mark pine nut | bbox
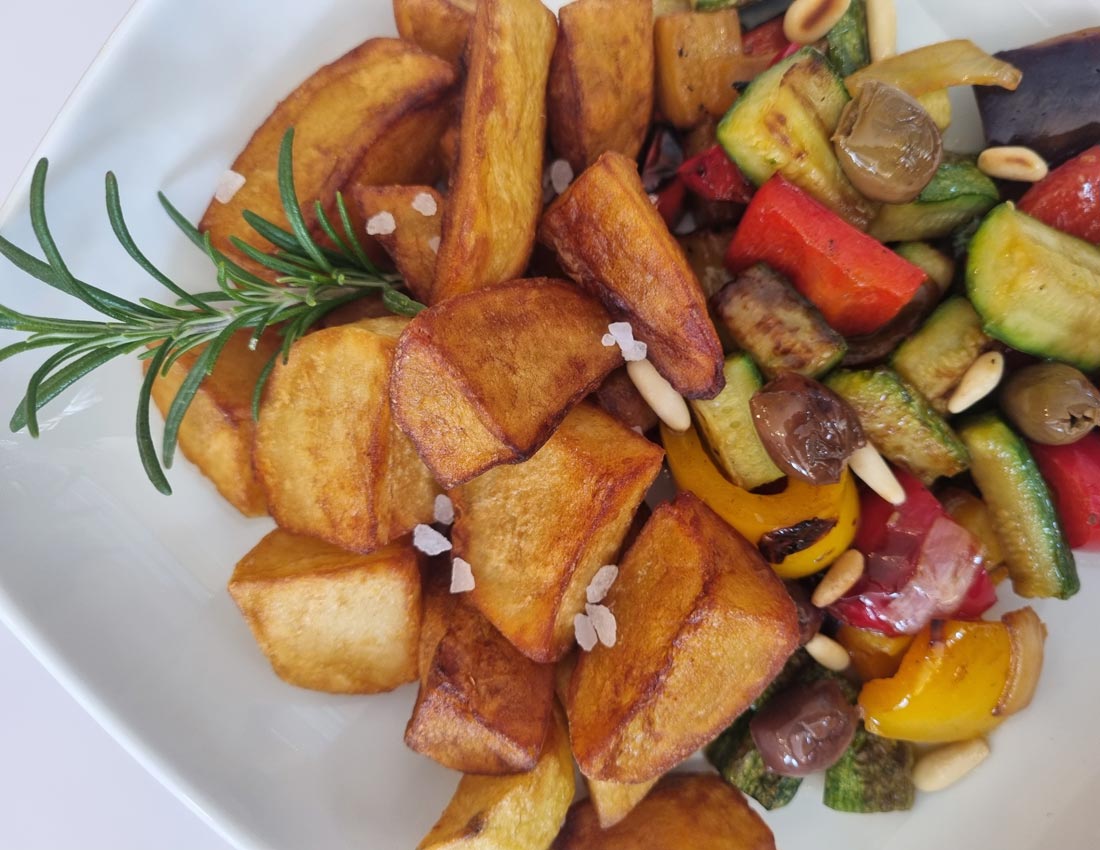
[812,549,866,608]
[866,0,897,62]
[805,632,850,672]
[783,0,852,45]
[627,358,691,432]
[912,738,990,792]
[977,146,1049,182]
[848,443,906,506]
[947,351,1005,414]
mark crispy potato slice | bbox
[390,278,622,488]
[551,773,776,850]
[393,0,476,64]
[200,39,454,273]
[593,366,659,434]
[540,152,725,398]
[416,706,575,850]
[547,0,654,172]
[432,0,558,303]
[406,575,556,774]
[255,318,438,553]
[228,530,420,693]
[452,403,663,663]
[655,11,748,128]
[586,778,659,830]
[566,492,799,783]
[148,330,280,516]
[352,184,443,302]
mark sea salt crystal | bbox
[214,170,246,204]
[450,557,475,593]
[586,603,617,647]
[574,612,598,652]
[648,193,659,206]
[411,192,438,217]
[604,322,647,362]
[366,211,396,236]
[586,565,619,604]
[427,235,441,254]
[413,523,451,556]
[549,159,574,195]
[434,494,455,525]
[602,334,617,347]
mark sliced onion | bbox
[995,606,1047,717]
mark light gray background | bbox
[0,2,233,847]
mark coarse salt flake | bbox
[574,612,598,652]
[434,494,455,525]
[427,235,441,254]
[648,193,660,206]
[214,170,246,204]
[586,603,617,647]
[366,211,396,237]
[602,333,617,347]
[413,523,451,556]
[586,565,619,604]
[549,159,574,195]
[604,322,648,362]
[411,192,438,217]
[450,557,475,593]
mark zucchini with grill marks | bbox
[825,0,870,77]
[705,713,802,810]
[823,726,915,813]
[869,157,998,243]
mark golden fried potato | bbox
[405,575,556,775]
[552,773,776,850]
[416,706,575,850]
[352,184,443,302]
[393,0,476,64]
[432,0,558,303]
[654,10,751,128]
[585,778,659,830]
[255,319,438,553]
[566,492,799,783]
[200,39,454,274]
[228,530,421,693]
[547,0,654,172]
[540,152,724,399]
[390,279,622,488]
[148,330,279,516]
[452,403,664,663]
[593,367,659,434]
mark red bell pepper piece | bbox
[677,145,755,204]
[725,177,927,335]
[1018,145,1100,244]
[1029,432,1100,550]
[769,39,804,67]
[830,470,995,636]
[654,177,686,229]
[741,17,790,66]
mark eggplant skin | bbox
[976,28,1100,167]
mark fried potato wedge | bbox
[547,0,654,172]
[452,403,664,663]
[200,39,454,274]
[352,184,443,302]
[540,152,724,398]
[566,492,799,783]
[405,575,556,774]
[148,330,280,516]
[654,10,749,128]
[432,0,558,303]
[552,773,776,850]
[255,319,438,553]
[416,706,574,850]
[393,0,476,64]
[593,367,659,434]
[390,279,622,488]
[228,530,420,693]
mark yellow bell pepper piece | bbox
[940,487,1005,567]
[836,625,913,682]
[858,619,1012,743]
[660,423,859,579]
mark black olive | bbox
[785,581,825,646]
[750,373,867,485]
[750,679,859,777]
[1000,363,1100,445]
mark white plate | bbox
[0,1,1098,848]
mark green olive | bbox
[1000,363,1100,445]
[832,81,944,204]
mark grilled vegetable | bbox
[967,203,1100,371]
[893,241,955,291]
[751,679,859,776]
[712,264,847,379]
[1000,363,1100,445]
[958,412,1079,599]
[835,625,913,681]
[1029,433,1100,551]
[823,726,915,812]
[706,713,803,810]
[976,29,1100,166]
[826,367,969,484]
[1018,145,1100,243]
[825,0,869,77]
[840,281,941,368]
[846,39,1022,98]
[869,157,998,243]
[717,48,877,228]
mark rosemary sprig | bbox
[0,127,424,494]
